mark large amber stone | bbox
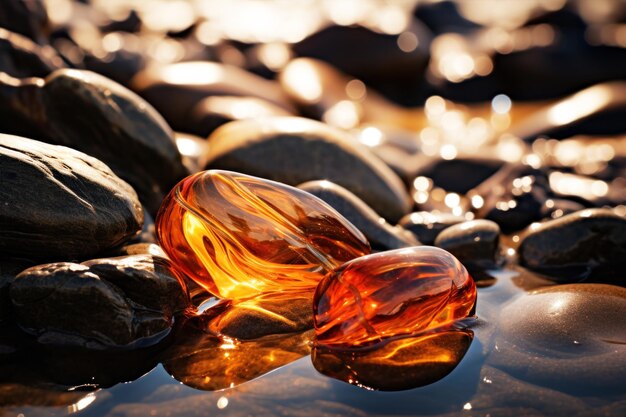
[156,170,371,300]
[313,246,476,348]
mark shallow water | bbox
[4,265,625,417]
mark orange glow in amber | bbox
[156,170,371,300]
[313,246,476,348]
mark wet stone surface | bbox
[434,220,501,269]
[518,208,626,282]
[0,28,66,78]
[491,284,626,395]
[471,164,551,233]
[9,255,189,349]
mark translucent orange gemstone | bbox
[156,170,371,300]
[313,246,476,348]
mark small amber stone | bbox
[156,170,371,300]
[313,246,476,348]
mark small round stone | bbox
[434,220,500,267]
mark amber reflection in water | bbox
[162,314,313,391]
[156,170,370,300]
[313,329,474,391]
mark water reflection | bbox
[161,314,313,391]
[312,329,474,391]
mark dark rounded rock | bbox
[0,0,49,44]
[0,28,66,78]
[518,208,626,281]
[298,180,418,251]
[0,259,33,322]
[541,198,586,220]
[0,134,143,262]
[434,220,500,268]
[399,211,465,245]
[413,1,480,34]
[471,164,550,233]
[0,69,188,214]
[10,255,189,349]
[202,117,412,222]
[131,61,294,133]
[491,284,626,395]
[292,23,431,104]
[189,95,292,138]
[413,157,504,195]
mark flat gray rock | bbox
[491,284,626,395]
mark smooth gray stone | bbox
[491,284,626,395]
[0,134,143,262]
[518,208,626,281]
[298,180,419,251]
[203,117,412,222]
[434,220,500,267]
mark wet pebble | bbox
[298,180,419,251]
[10,255,189,349]
[0,134,143,262]
[202,117,412,222]
[434,220,501,268]
[491,284,626,395]
[519,208,626,282]
[399,211,465,245]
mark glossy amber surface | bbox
[313,246,476,348]
[156,170,371,300]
